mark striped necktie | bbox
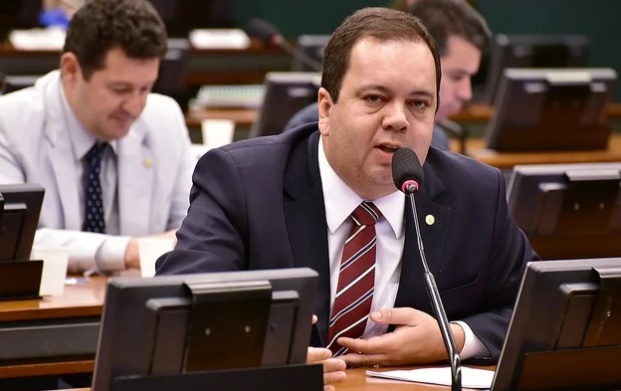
[82,142,107,234]
[327,201,381,356]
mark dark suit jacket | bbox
[157,124,537,360]
[284,102,451,151]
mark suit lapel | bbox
[43,76,82,230]
[116,124,155,235]
[283,131,331,345]
[394,160,451,314]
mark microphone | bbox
[392,148,462,391]
[247,18,323,72]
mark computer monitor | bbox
[151,38,191,109]
[480,34,589,104]
[491,257,621,391]
[291,35,330,72]
[92,267,318,391]
[484,68,616,151]
[249,72,320,138]
[0,74,38,95]
[0,1,40,40]
[507,162,621,260]
[0,183,45,261]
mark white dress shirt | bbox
[57,85,130,272]
[317,139,488,359]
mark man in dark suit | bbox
[157,6,536,388]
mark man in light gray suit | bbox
[0,0,195,274]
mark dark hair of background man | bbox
[408,0,491,56]
[62,0,168,80]
[320,7,442,105]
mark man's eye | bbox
[365,95,383,103]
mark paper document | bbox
[9,28,66,50]
[366,366,494,389]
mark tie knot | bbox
[85,142,107,163]
[351,202,381,226]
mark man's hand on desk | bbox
[337,307,466,367]
[307,347,347,391]
[124,230,177,269]
[309,315,346,391]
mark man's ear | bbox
[317,87,334,136]
[60,52,81,82]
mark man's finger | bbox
[322,358,346,385]
[340,351,387,367]
[307,347,331,363]
[337,333,398,355]
[370,307,420,326]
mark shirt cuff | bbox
[95,235,130,273]
[452,320,490,360]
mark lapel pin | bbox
[143,158,153,168]
[425,214,435,226]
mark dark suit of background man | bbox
[157,6,537,389]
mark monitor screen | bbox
[507,162,621,260]
[492,257,621,391]
[484,68,616,151]
[480,34,589,104]
[92,267,318,391]
[249,72,320,138]
[291,35,330,72]
[0,183,45,261]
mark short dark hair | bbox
[321,7,441,105]
[408,0,491,57]
[63,0,168,79]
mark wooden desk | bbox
[463,133,621,170]
[0,277,106,379]
[0,40,291,87]
[55,367,481,390]
[187,103,621,130]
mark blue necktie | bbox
[82,142,107,233]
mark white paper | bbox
[138,238,175,278]
[9,28,66,50]
[366,366,494,389]
[202,119,235,149]
[189,29,250,49]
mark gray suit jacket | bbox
[0,71,195,272]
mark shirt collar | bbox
[58,82,117,161]
[317,137,405,238]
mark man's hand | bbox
[307,347,346,391]
[308,315,346,391]
[124,230,177,269]
[337,307,465,367]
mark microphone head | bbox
[247,18,282,45]
[392,148,424,194]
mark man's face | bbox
[436,35,482,121]
[318,37,437,200]
[62,47,160,141]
